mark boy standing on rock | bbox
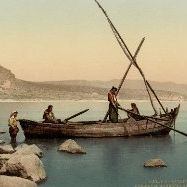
[8,111,19,143]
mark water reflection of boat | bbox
[19,105,179,138]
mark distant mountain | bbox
[0,65,185,101]
[43,79,187,96]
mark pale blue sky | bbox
[0,0,186,83]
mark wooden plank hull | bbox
[19,105,180,139]
[20,120,171,139]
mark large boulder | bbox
[15,144,43,158]
[2,154,46,183]
[144,159,167,168]
[0,145,15,154]
[58,139,86,154]
[0,175,37,187]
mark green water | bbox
[0,100,186,187]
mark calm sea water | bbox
[0,100,187,187]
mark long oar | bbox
[118,107,187,137]
[118,107,168,121]
[63,109,89,123]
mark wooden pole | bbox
[63,109,89,123]
[103,38,145,122]
[95,0,158,115]
[118,107,169,121]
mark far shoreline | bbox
[0,99,183,103]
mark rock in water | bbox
[3,154,46,182]
[0,175,37,187]
[144,159,167,168]
[58,139,86,154]
[0,145,15,154]
[15,144,43,158]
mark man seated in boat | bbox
[127,103,140,120]
[108,86,119,123]
[43,105,61,124]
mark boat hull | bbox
[19,105,180,139]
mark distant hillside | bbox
[44,79,187,96]
[0,65,185,101]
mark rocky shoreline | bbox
[0,138,87,187]
[0,144,46,187]
[0,136,170,187]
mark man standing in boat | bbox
[8,111,19,144]
[108,86,119,123]
[43,105,61,124]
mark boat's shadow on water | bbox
[23,134,174,155]
[24,134,172,143]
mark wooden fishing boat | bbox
[19,2,184,139]
[19,105,180,138]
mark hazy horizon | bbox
[0,0,186,83]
